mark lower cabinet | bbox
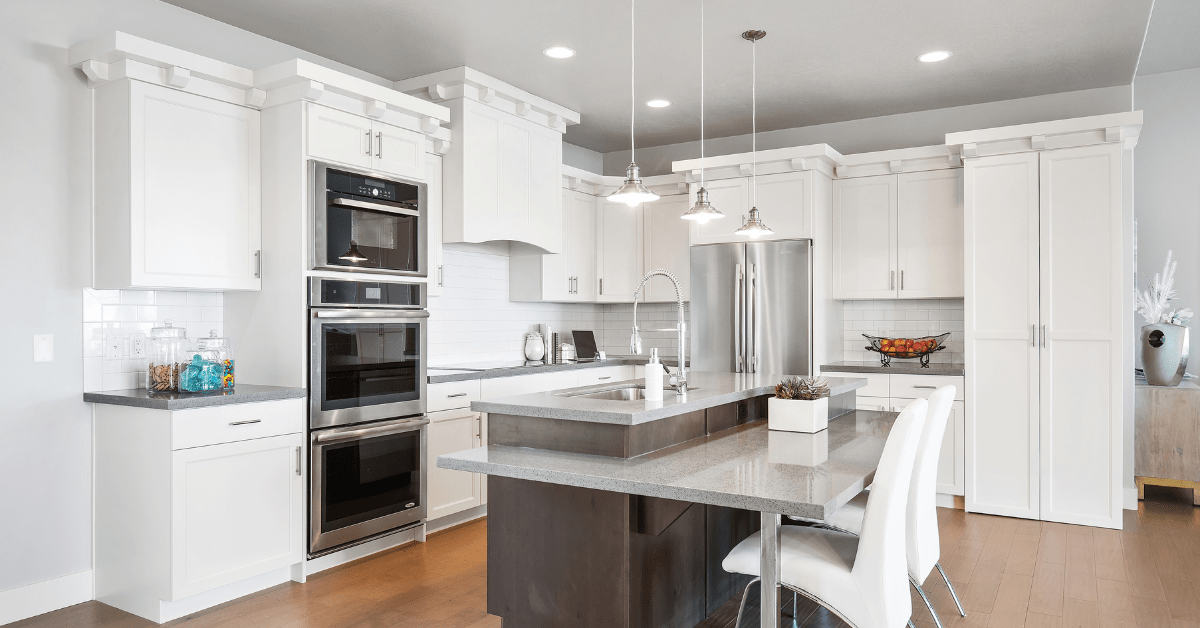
[427,408,486,520]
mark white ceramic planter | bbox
[767,430,829,466]
[767,396,828,433]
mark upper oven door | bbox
[311,161,427,277]
[310,308,428,429]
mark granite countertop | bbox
[822,360,966,377]
[84,384,306,410]
[471,371,866,426]
[428,356,684,384]
[440,409,897,520]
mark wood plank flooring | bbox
[13,487,1200,628]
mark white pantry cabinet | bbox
[832,169,963,299]
[306,103,424,181]
[426,153,444,296]
[93,78,261,291]
[509,189,597,302]
[964,142,1127,529]
[94,398,305,623]
[688,172,813,245]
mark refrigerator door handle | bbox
[748,263,757,373]
[735,263,744,372]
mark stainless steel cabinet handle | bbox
[438,265,443,287]
[1031,324,1036,347]
[295,446,301,476]
[476,416,482,441]
[254,250,261,278]
[599,376,611,380]
[315,418,430,443]
[901,270,905,290]
[913,385,937,390]
[229,419,261,426]
[365,130,372,155]
[600,278,603,295]
[447,393,467,398]
[890,271,895,290]
[1041,325,1047,348]
[376,131,382,158]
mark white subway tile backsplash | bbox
[840,298,964,364]
[119,290,155,305]
[155,291,188,306]
[186,292,222,307]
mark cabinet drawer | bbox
[823,371,890,398]
[890,374,964,401]
[428,380,481,412]
[480,370,578,399]
[855,396,891,413]
[171,398,304,450]
[576,366,633,386]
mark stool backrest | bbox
[908,385,956,582]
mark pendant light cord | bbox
[630,0,636,162]
[751,36,757,208]
[699,0,705,188]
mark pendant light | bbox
[339,240,368,263]
[608,0,660,207]
[681,0,724,224]
[735,29,774,239]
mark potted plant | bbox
[768,376,830,433]
[1136,250,1192,386]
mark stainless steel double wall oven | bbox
[308,160,430,557]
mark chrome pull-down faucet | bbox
[630,269,687,395]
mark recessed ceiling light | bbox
[917,50,952,63]
[646,99,671,108]
[543,46,576,59]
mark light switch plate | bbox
[33,335,54,362]
[105,332,122,360]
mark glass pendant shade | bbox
[608,163,659,207]
[681,187,724,224]
[735,207,773,239]
[339,240,368,262]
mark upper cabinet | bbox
[831,149,964,300]
[93,79,262,291]
[642,195,692,303]
[306,104,424,180]
[394,68,581,254]
[597,199,644,303]
[509,188,597,302]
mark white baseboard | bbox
[156,566,292,624]
[0,570,93,626]
[428,505,487,534]
[935,493,964,509]
[1124,487,1139,511]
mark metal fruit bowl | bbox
[862,332,950,368]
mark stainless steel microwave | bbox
[310,160,428,277]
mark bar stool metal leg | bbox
[935,562,966,617]
[911,576,944,628]
[733,577,761,628]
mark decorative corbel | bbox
[479,87,496,103]
[302,81,325,101]
[835,166,848,178]
[421,117,440,134]
[1031,135,1047,151]
[961,143,978,158]
[81,59,109,83]
[365,99,387,118]
[244,88,267,108]
[738,164,753,177]
[165,66,190,88]
[515,101,532,117]
[434,138,451,155]
[948,153,962,168]
[548,114,564,131]
[428,84,448,101]
[790,158,807,171]
[889,160,903,174]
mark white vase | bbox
[1141,323,1189,386]
[524,333,545,361]
[767,396,828,433]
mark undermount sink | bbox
[557,383,698,401]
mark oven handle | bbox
[315,309,430,319]
[329,196,420,217]
[315,417,429,443]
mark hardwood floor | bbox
[14,487,1200,628]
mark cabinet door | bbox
[426,154,444,296]
[570,190,599,301]
[964,153,1041,520]
[597,199,643,302]
[832,176,897,299]
[689,177,749,245]
[643,194,691,302]
[1038,144,1123,529]
[171,433,303,599]
[937,401,966,496]
[372,120,424,180]
[753,171,812,241]
[427,409,483,520]
[307,104,373,170]
[897,169,964,299]
[539,190,575,301]
[130,80,261,291]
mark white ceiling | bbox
[1136,0,1200,76]
[161,0,1154,153]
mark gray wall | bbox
[562,142,604,175]
[0,0,391,594]
[603,84,1133,176]
[1134,68,1200,356]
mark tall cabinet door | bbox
[1038,144,1124,529]
[897,169,964,298]
[832,176,897,299]
[569,190,599,301]
[597,199,643,302]
[426,154,444,296]
[643,194,692,302]
[964,152,1041,520]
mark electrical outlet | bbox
[105,332,122,360]
[130,333,147,358]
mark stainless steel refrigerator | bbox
[690,239,812,375]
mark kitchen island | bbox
[438,372,897,628]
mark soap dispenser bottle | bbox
[643,348,663,401]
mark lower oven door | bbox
[310,416,428,556]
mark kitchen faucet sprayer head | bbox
[630,327,642,355]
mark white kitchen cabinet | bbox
[426,154,444,296]
[575,365,636,386]
[509,189,596,302]
[833,170,963,299]
[688,172,814,245]
[95,398,305,623]
[306,103,424,180]
[642,194,692,302]
[689,177,750,245]
[427,408,485,520]
[93,78,261,291]
[832,176,896,299]
[597,199,644,302]
[964,143,1126,529]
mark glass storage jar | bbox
[180,330,235,392]
[147,321,187,392]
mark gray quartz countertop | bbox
[440,410,897,520]
[428,356,683,384]
[471,371,866,426]
[821,360,965,377]
[84,384,306,410]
